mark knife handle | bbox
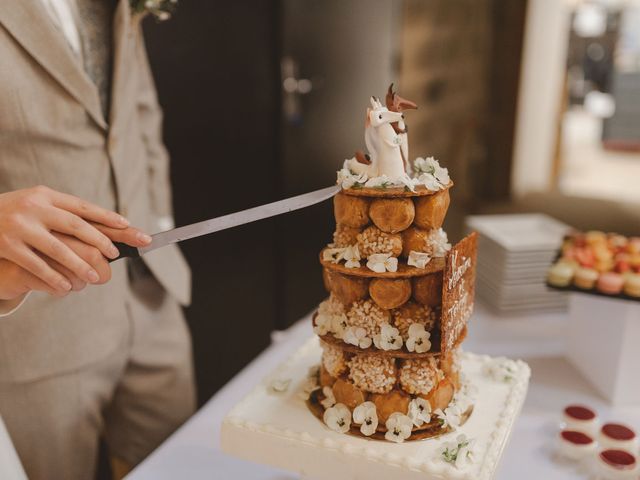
[109,242,141,263]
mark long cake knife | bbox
[111,184,340,262]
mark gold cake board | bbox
[221,337,530,480]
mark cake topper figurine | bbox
[347,84,417,180]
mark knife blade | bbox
[110,184,340,262]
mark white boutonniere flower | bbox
[320,386,337,409]
[373,323,403,351]
[384,413,413,443]
[343,326,373,349]
[130,0,177,20]
[323,403,352,434]
[407,250,432,269]
[407,397,432,427]
[352,401,378,436]
[405,323,432,353]
[366,253,398,273]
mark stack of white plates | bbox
[465,214,571,313]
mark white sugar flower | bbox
[337,164,367,189]
[419,173,442,191]
[269,378,291,393]
[435,404,462,430]
[352,401,378,436]
[484,357,519,383]
[407,250,432,269]
[366,253,398,273]
[427,228,452,258]
[343,244,361,268]
[320,386,337,409]
[313,314,332,336]
[405,323,432,353]
[344,326,373,349]
[322,247,346,264]
[415,157,449,190]
[407,397,432,427]
[440,434,475,469]
[373,322,403,351]
[331,314,348,339]
[384,412,413,443]
[323,403,352,434]
[364,175,392,189]
[398,173,419,192]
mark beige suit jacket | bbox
[0,0,191,382]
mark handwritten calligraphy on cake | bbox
[441,232,478,353]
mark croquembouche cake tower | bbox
[221,86,530,479]
[310,85,478,442]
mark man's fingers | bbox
[9,244,73,293]
[52,233,111,284]
[25,228,100,284]
[42,256,87,292]
[48,190,129,229]
[91,223,152,248]
[46,207,119,259]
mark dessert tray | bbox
[221,338,530,480]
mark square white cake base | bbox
[221,338,530,480]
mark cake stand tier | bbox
[340,182,453,198]
[320,251,446,278]
[221,337,530,480]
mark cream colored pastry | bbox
[573,267,599,290]
[369,278,412,310]
[369,198,415,234]
[547,262,574,287]
[624,273,640,298]
[413,189,450,230]
[334,192,370,228]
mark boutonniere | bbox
[130,0,177,21]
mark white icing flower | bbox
[343,326,373,349]
[405,323,432,353]
[323,403,352,434]
[435,404,462,430]
[337,165,368,189]
[439,434,475,469]
[418,173,443,191]
[343,244,361,268]
[414,157,450,190]
[352,401,378,436]
[366,253,398,273]
[484,357,519,383]
[407,397,432,427]
[398,173,419,192]
[269,378,291,393]
[407,250,432,269]
[364,175,392,189]
[323,247,346,264]
[427,228,452,258]
[320,385,337,409]
[384,412,413,443]
[373,322,403,351]
[331,314,348,339]
[313,314,332,336]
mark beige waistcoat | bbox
[0,0,190,382]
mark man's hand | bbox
[0,186,150,297]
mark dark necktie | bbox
[74,0,117,119]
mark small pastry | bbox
[573,267,599,290]
[562,404,599,436]
[597,272,624,295]
[557,430,596,461]
[319,364,337,388]
[370,391,411,424]
[325,270,369,305]
[348,354,397,394]
[413,273,443,307]
[322,342,348,377]
[600,423,638,454]
[346,299,391,337]
[623,273,640,298]
[547,262,574,287]
[368,198,415,234]
[414,189,450,230]
[595,450,638,480]
[424,377,455,412]
[401,226,430,257]
[357,226,403,257]
[332,224,361,247]
[392,302,437,339]
[399,357,441,396]
[332,378,366,409]
[369,278,412,310]
[585,230,607,247]
[334,192,370,228]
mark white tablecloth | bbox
[127,303,640,480]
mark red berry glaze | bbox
[564,405,596,421]
[600,449,636,469]
[561,430,593,445]
[602,423,636,441]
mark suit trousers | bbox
[0,260,196,480]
